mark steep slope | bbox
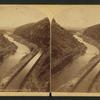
[51,19,86,75]
[0,33,17,63]
[13,18,50,92]
[83,24,100,44]
[13,17,50,50]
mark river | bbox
[52,33,100,91]
[5,49,42,91]
[0,34,30,81]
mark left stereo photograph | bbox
[0,5,50,95]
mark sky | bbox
[0,5,65,28]
[54,5,100,29]
[0,5,45,28]
[0,5,100,28]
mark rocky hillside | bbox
[0,33,17,62]
[51,19,86,75]
[12,18,50,92]
[83,24,100,43]
[13,17,50,50]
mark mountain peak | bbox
[37,17,50,24]
[13,17,50,50]
[52,18,56,23]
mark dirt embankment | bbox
[20,48,50,92]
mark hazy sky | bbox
[54,5,100,29]
[0,5,65,28]
[1,5,100,28]
[0,5,46,28]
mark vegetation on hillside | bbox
[83,24,100,43]
[13,17,50,50]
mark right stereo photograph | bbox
[51,5,100,93]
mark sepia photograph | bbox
[1,4,100,96]
[51,5,100,94]
[0,5,50,94]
